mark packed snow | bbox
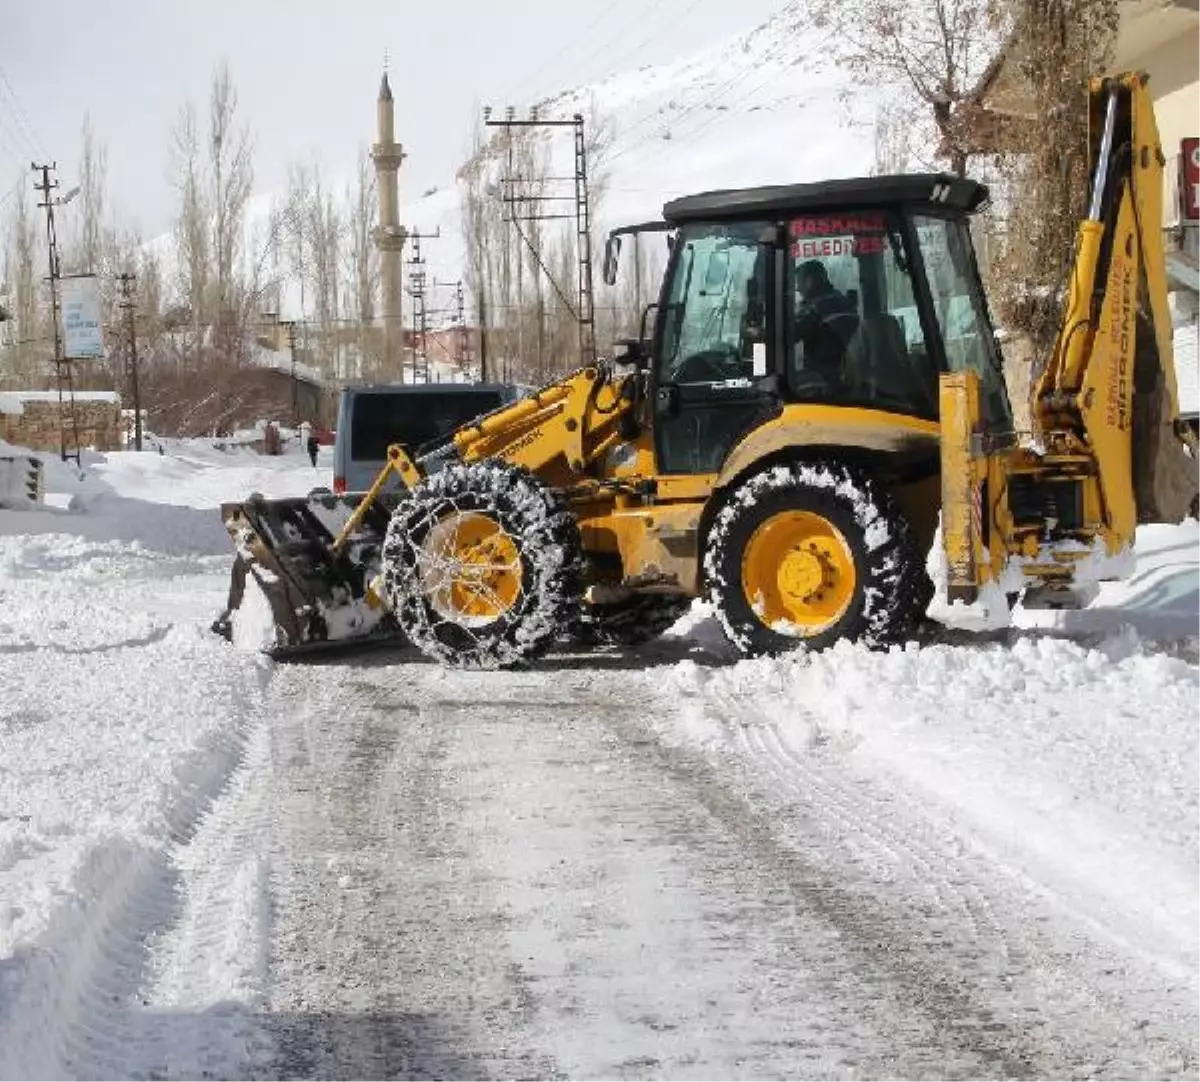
[0,433,1195,1077]
[0,436,324,1077]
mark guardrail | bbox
[0,454,44,509]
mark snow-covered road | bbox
[1,441,1196,1079]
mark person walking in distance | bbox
[307,431,319,469]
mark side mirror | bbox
[602,234,621,286]
[612,337,645,367]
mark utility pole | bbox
[482,109,597,369]
[454,279,470,378]
[478,290,489,384]
[116,272,143,451]
[405,228,439,382]
[32,162,82,465]
[281,320,299,423]
[432,276,471,381]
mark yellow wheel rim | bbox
[419,511,523,626]
[741,510,856,636]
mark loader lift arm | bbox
[941,71,1198,604]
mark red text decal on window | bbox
[790,235,885,259]
[789,212,886,237]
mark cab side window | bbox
[786,211,939,419]
[659,223,770,386]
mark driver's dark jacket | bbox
[795,287,858,375]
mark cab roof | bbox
[662,173,989,223]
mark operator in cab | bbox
[794,259,859,380]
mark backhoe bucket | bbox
[214,489,404,656]
[1132,326,1199,524]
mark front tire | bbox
[703,461,926,656]
[381,460,584,669]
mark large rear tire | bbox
[703,461,926,656]
[381,460,584,669]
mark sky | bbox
[0,0,785,240]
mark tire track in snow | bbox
[0,625,174,655]
[743,717,1009,959]
[591,697,1047,1078]
[662,679,1196,1079]
[259,660,561,1081]
[133,714,278,1079]
[0,655,274,1080]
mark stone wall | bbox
[1,396,123,453]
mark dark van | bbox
[332,383,522,493]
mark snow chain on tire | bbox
[703,460,927,656]
[381,460,584,669]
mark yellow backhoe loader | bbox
[217,71,1197,668]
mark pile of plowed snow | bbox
[661,519,1199,980]
[0,439,322,1030]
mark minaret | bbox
[372,71,406,379]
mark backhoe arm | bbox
[450,364,635,485]
[941,71,1197,606]
[1033,71,1195,536]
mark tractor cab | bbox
[604,174,1014,475]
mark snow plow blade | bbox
[215,489,405,657]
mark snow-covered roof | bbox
[2,390,121,405]
[251,345,327,387]
[0,392,24,416]
[1173,321,1198,420]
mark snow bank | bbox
[0,437,322,1075]
[665,520,1199,981]
[0,439,328,554]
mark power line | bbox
[607,6,802,165]
[497,0,629,106]
[650,39,800,151]
[0,169,27,211]
[602,0,798,163]
[585,0,710,87]
[0,64,47,160]
[0,109,37,173]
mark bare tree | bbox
[170,101,210,333]
[208,61,254,323]
[71,114,109,275]
[306,165,342,378]
[990,0,1119,348]
[871,99,920,175]
[0,188,42,386]
[799,0,1004,176]
[346,148,378,378]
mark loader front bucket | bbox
[214,488,405,657]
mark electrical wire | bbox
[497,0,630,107]
[0,169,27,211]
[605,0,800,165]
[0,111,37,174]
[0,63,47,161]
